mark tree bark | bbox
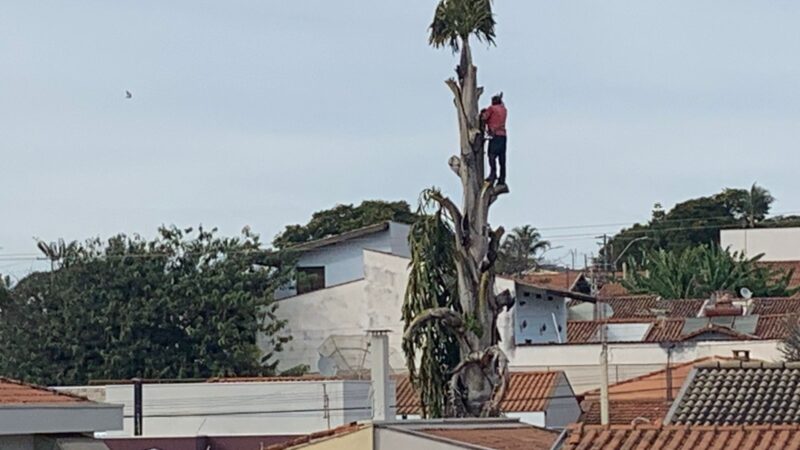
[432,38,509,417]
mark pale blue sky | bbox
[2,1,800,276]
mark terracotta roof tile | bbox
[561,424,800,450]
[602,296,705,319]
[751,298,800,315]
[579,358,737,425]
[394,371,561,416]
[516,271,585,292]
[263,422,364,450]
[421,426,559,450]
[0,377,88,404]
[580,399,672,425]
[759,261,800,289]
[598,282,631,298]
[565,314,794,344]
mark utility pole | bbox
[599,302,610,425]
[598,232,610,425]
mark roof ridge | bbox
[583,357,722,395]
[0,377,89,402]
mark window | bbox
[296,266,326,294]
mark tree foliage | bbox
[496,225,550,276]
[402,193,461,418]
[0,226,294,385]
[429,0,496,52]
[272,200,416,249]
[622,244,798,299]
[606,184,777,265]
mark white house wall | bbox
[275,231,396,299]
[272,250,410,373]
[721,228,800,261]
[101,380,378,437]
[272,279,369,372]
[509,340,784,393]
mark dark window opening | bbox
[297,266,326,294]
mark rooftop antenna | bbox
[740,287,753,299]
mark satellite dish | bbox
[740,287,753,299]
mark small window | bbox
[297,267,326,294]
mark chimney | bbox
[368,330,392,421]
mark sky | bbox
[2,1,800,277]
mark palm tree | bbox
[497,226,550,275]
[403,0,512,418]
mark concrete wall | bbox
[388,223,411,258]
[272,250,409,373]
[544,373,581,429]
[721,227,800,261]
[514,286,567,345]
[0,435,33,450]
[375,428,467,450]
[303,427,372,450]
[100,380,379,437]
[509,340,783,393]
[504,412,546,427]
[272,279,369,371]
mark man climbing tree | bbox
[403,0,513,418]
[482,93,508,186]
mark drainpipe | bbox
[368,330,392,421]
[133,378,143,436]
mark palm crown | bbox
[429,0,496,52]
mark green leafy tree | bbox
[622,244,797,299]
[496,225,550,276]
[0,226,294,385]
[273,200,416,249]
[607,184,775,265]
[404,0,513,418]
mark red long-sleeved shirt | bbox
[482,103,507,137]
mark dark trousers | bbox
[487,135,507,184]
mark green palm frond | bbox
[429,0,496,52]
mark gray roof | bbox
[288,221,391,252]
[668,361,800,425]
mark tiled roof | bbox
[579,357,738,425]
[599,294,800,318]
[516,271,585,292]
[0,377,88,404]
[394,371,561,416]
[264,422,365,450]
[602,296,705,319]
[597,282,630,298]
[752,298,800,315]
[565,314,794,344]
[669,361,800,425]
[579,399,672,425]
[759,260,800,289]
[561,423,800,450]
[420,425,559,450]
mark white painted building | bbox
[58,378,396,438]
[721,227,800,261]
[276,221,410,299]
[270,249,410,373]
